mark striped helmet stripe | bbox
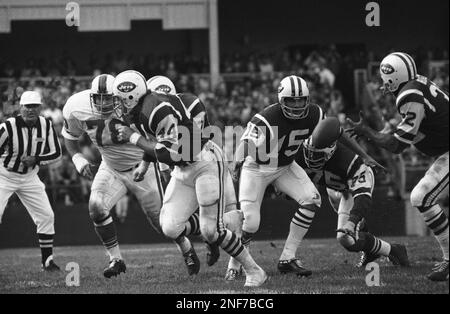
[393,53,412,80]
[296,77,303,96]
[289,76,296,96]
[98,75,107,94]
[403,53,417,77]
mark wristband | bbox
[130,133,142,145]
[72,153,90,173]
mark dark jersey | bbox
[242,103,324,167]
[394,75,449,157]
[177,93,210,129]
[296,143,371,197]
[130,92,207,166]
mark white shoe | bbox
[244,266,268,287]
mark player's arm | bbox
[153,113,183,166]
[118,102,182,166]
[338,129,386,171]
[346,164,374,227]
[0,123,8,150]
[62,109,95,179]
[35,119,62,165]
[346,111,411,154]
[114,125,158,160]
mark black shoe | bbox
[205,242,220,267]
[388,244,410,267]
[278,259,312,277]
[184,247,200,276]
[43,260,61,272]
[103,258,126,278]
[356,251,381,268]
[427,260,449,282]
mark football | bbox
[311,117,342,149]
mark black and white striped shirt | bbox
[0,115,61,175]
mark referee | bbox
[0,91,61,271]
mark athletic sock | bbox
[280,205,315,260]
[419,204,449,260]
[94,215,122,260]
[38,233,54,266]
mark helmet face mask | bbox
[278,75,310,119]
[280,96,309,119]
[90,93,116,118]
[303,137,337,170]
[90,74,116,119]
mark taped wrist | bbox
[72,153,89,173]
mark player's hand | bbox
[133,161,150,182]
[80,164,96,180]
[362,155,387,174]
[345,111,368,139]
[21,156,37,167]
[116,125,135,142]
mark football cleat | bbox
[244,266,268,287]
[103,258,126,278]
[388,244,410,267]
[427,260,449,282]
[42,260,61,272]
[336,228,357,248]
[205,241,220,267]
[225,267,243,281]
[356,251,381,268]
[183,247,200,276]
[278,259,312,277]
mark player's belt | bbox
[116,163,140,173]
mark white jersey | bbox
[62,90,144,171]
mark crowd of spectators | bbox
[1,46,448,207]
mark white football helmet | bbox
[112,70,148,114]
[380,52,417,93]
[303,136,337,170]
[147,75,177,95]
[90,74,116,118]
[278,75,310,119]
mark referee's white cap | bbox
[20,91,42,106]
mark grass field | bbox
[0,236,448,294]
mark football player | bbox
[113,70,266,287]
[146,75,240,267]
[297,118,409,267]
[226,75,383,280]
[62,74,197,278]
[347,52,449,281]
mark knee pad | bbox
[241,201,261,234]
[410,184,426,208]
[302,191,322,208]
[88,195,109,223]
[161,218,185,240]
[223,210,244,233]
[199,218,219,243]
[196,176,220,207]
